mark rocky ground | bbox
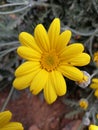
[0,88,82,130]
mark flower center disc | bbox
[41,50,59,71]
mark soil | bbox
[0,88,82,130]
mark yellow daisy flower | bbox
[89,124,98,130]
[13,18,90,104]
[0,111,24,130]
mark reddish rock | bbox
[29,125,40,130]
[62,120,81,130]
[0,89,82,130]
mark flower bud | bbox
[79,98,88,110]
[76,71,91,88]
[82,117,90,126]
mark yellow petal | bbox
[59,43,84,60]
[89,124,98,130]
[13,68,41,90]
[30,69,48,94]
[0,111,12,127]
[90,79,98,89]
[17,46,41,61]
[92,78,98,83]
[34,24,50,51]
[50,71,66,96]
[90,83,98,89]
[15,61,40,77]
[67,53,90,66]
[94,52,98,62]
[56,30,71,52]
[44,78,57,104]
[19,32,42,53]
[94,89,98,98]
[1,122,24,130]
[48,18,60,49]
[57,65,83,81]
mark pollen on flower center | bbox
[41,50,59,71]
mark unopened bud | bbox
[79,98,88,110]
[82,117,90,126]
[76,71,91,88]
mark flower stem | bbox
[91,70,98,78]
[0,87,14,112]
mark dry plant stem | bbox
[91,70,98,78]
[88,36,94,58]
[0,1,60,15]
[0,47,17,58]
[0,5,29,14]
[62,27,98,36]
[87,29,98,57]
[0,87,14,112]
[0,2,28,8]
[92,110,96,124]
[89,105,96,124]
[87,90,95,100]
[92,0,98,14]
[0,41,19,47]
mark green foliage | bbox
[65,108,82,120]
[63,99,82,120]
